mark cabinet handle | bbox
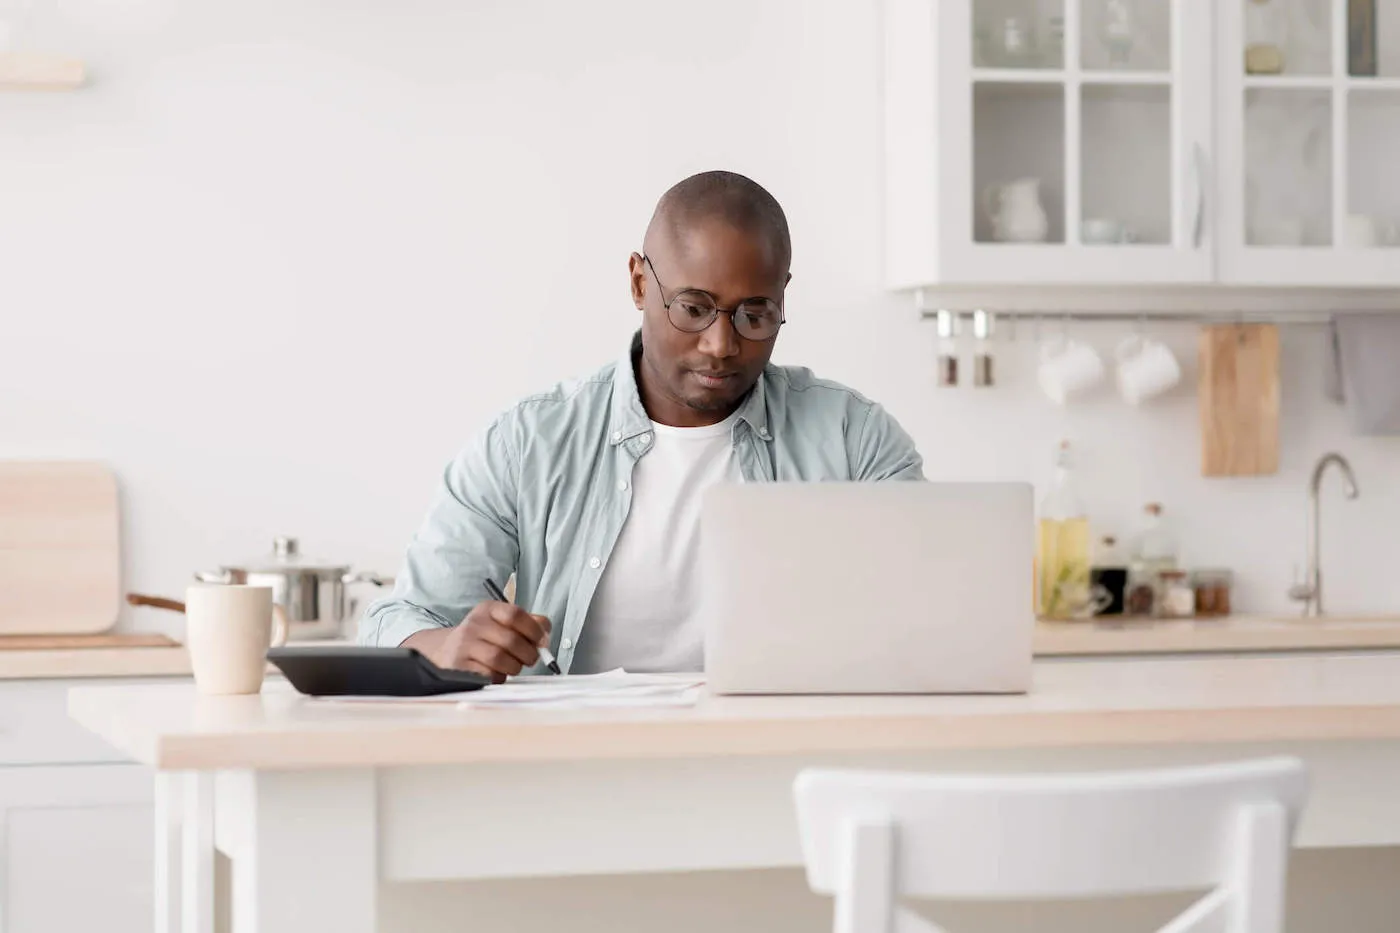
[1191,143,1208,249]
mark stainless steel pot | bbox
[195,536,392,640]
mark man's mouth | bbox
[690,371,738,389]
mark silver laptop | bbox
[701,482,1034,695]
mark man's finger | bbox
[465,641,524,677]
[487,603,547,645]
[475,619,540,668]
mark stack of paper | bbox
[324,668,705,709]
[459,669,705,709]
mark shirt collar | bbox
[610,330,772,445]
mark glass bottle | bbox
[1126,502,1178,616]
[1036,440,1092,619]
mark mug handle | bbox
[270,604,289,648]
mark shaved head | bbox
[643,170,791,272]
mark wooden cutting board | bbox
[1199,324,1281,476]
[0,633,176,650]
[0,462,121,634]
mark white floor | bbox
[367,847,1400,933]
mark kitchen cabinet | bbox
[0,765,153,933]
[0,677,177,933]
[884,0,1400,290]
[1217,0,1400,285]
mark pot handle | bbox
[342,571,393,587]
[127,593,186,613]
[194,570,233,584]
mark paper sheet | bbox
[322,668,706,709]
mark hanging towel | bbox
[1329,315,1400,436]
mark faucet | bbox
[1288,452,1360,617]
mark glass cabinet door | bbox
[1219,0,1400,285]
[959,0,1212,284]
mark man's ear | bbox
[629,252,647,311]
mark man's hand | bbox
[401,602,552,683]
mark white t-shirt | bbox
[571,411,742,674]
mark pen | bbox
[483,577,561,675]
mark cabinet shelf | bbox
[1241,76,1400,92]
[972,68,1172,87]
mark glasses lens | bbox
[733,300,784,340]
[668,291,718,332]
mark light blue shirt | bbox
[360,333,925,671]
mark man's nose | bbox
[697,311,741,359]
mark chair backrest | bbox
[793,757,1308,933]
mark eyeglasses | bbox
[643,255,785,341]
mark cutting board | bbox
[1199,324,1281,476]
[0,633,176,650]
[0,462,121,634]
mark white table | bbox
[68,652,1400,933]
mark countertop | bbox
[10,614,1400,680]
[1033,614,1400,656]
[68,652,1400,771]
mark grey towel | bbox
[1329,315,1400,435]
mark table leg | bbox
[155,772,217,933]
[154,773,180,933]
[182,773,215,933]
[230,769,377,933]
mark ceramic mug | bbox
[1081,218,1134,244]
[185,584,288,695]
[1038,336,1105,404]
[1115,334,1181,405]
[1344,214,1400,249]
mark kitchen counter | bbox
[67,652,1400,933]
[11,615,1400,680]
[1034,614,1400,656]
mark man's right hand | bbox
[401,602,552,683]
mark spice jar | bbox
[1193,569,1234,617]
[1157,570,1195,618]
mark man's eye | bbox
[679,302,711,319]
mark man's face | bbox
[629,219,788,425]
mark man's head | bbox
[629,170,792,427]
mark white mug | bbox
[1038,336,1105,404]
[1115,335,1181,405]
[1344,214,1400,249]
[184,584,288,695]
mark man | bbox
[360,170,924,679]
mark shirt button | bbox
[617,480,628,491]
[562,637,573,651]
[759,427,771,439]
[640,433,652,444]
[611,431,622,443]
[589,556,601,569]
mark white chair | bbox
[793,757,1308,933]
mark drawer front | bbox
[0,677,189,765]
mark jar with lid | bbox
[1125,503,1177,616]
[1193,569,1234,617]
[1156,570,1196,618]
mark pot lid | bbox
[223,536,351,575]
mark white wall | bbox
[3,0,1398,633]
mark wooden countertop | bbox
[68,652,1400,771]
[11,615,1400,680]
[1033,614,1400,656]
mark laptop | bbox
[701,482,1035,695]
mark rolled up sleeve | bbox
[360,415,521,647]
[849,401,925,481]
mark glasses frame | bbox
[642,254,786,341]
